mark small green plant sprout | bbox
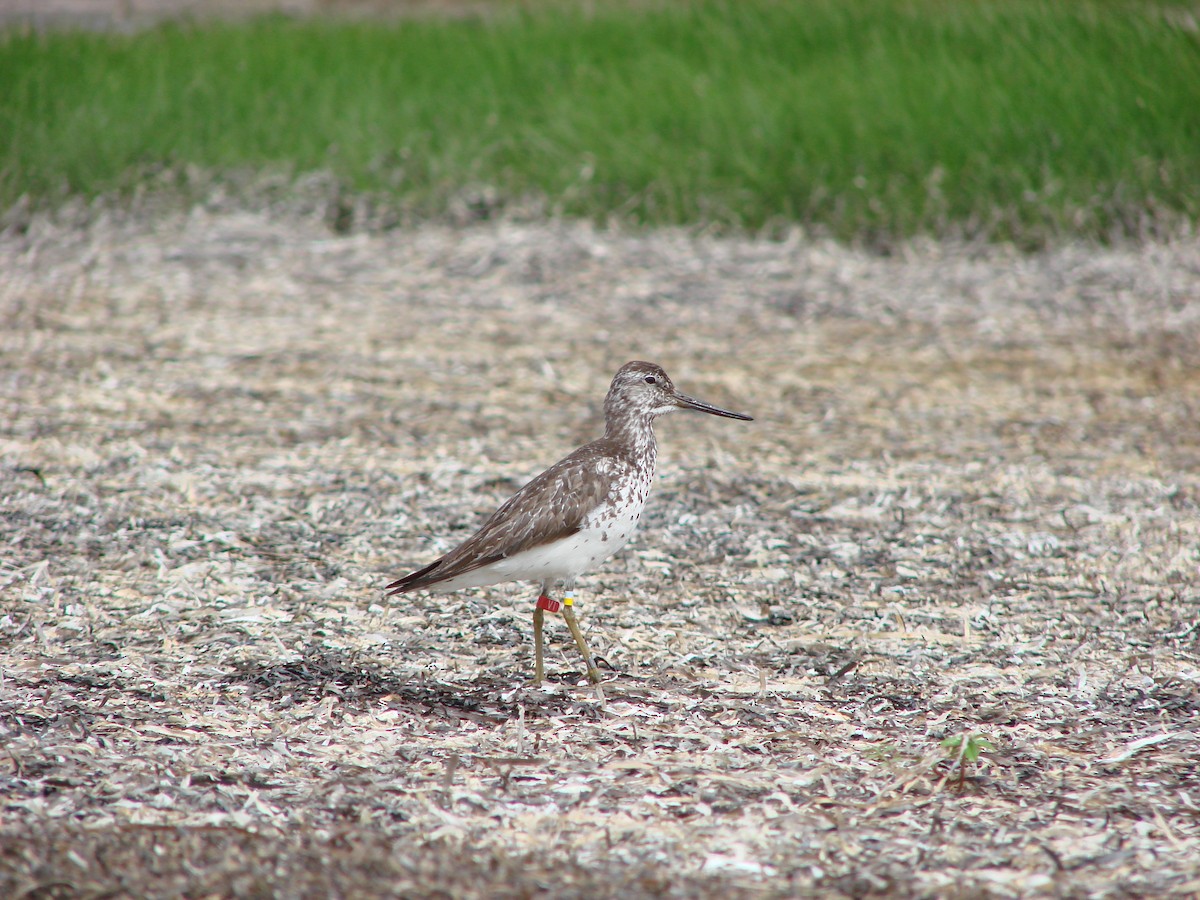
[940,732,995,791]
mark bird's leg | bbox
[533,591,560,686]
[533,606,546,685]
[560,595,601,685]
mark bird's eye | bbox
[644,375,657,385]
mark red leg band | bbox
[536,595,561,613]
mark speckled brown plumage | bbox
[386,440,631,593]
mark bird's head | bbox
[604,361,753,425]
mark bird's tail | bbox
[384,559,442,595]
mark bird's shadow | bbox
[222,645,595,721]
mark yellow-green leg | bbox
[533,606,546,685]
[561,595,601,685]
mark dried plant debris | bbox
[1,204,1199,898]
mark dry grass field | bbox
[2,196,1199,896]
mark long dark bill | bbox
[675,392,753,421]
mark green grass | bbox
[2,0,1198,243]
